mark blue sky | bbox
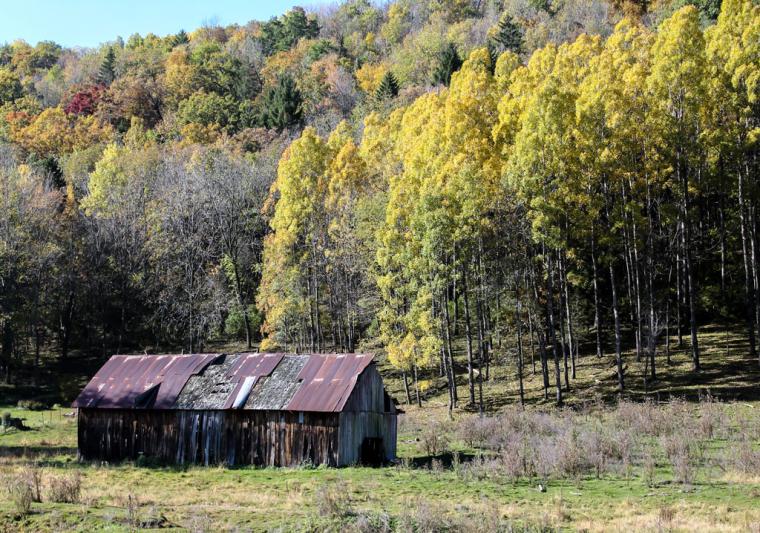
[0,0,307,48]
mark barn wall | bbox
[338,411,397,464]
[342,365,389,413]
[337,366,397,464]
[78,409,340,466]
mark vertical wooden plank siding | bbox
[78,409,341,466]
[337,367,398,465]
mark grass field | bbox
[1,327,759,532]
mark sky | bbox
[0,0,307,48]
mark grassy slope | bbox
[0,328,759,531]
[1,403,759,532]
[379,325,760,410]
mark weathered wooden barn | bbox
[72,353,397,466]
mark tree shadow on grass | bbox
[406,450,479,470]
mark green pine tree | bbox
[432,42,463,87]
[171,30,189,48]
[375,71,400,101]
[98,46,116,85]
[258,75,303,130]
[491,13,524,54]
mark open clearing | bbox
[1,328,760,532]
[1,402,759,531]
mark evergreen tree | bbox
[260,7,319,55]
[171,29,189,48]
[432,42,463,86]
[258,75,303,130]
[491,13,524,54]
[375,71,400,101]
[98,46,116,85]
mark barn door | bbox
[360,437,384,466]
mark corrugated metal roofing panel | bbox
[226,352,284,380]
[72,353,219,409]
[286,353,374,413]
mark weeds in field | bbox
[431,396,760,487]
[47,471,81,503]
[421,421,450,456]
[3,471,34,516]
[315,480,353,519]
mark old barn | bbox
[72,352,397,466]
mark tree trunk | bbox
[545,249,563,406]
[529,264,550,399]
[444,289,458,405]
[558,268,570,391]
[402,370,411,405]
[514,281,525,407]
[561,252,576,381]
[610,261,625,391]
[461,267,476,406]
[738,165,757,359]
[681,167,700,371]
[413,361,422,408]
[591,228,603,359]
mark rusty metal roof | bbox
[73,352,376,413]
[287,353,374,412]
[72,353,220,409]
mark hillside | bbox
[2,0,758,405]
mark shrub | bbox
[3,473,34,516]
[47,471,82,503]
[499,443,529,482]
[398,498,451,532]
[642,451,657,487]
[353,511,392,533]
[657,506,676,530]
[19,466,42,502]
[696,395,727,440]
[125,494,140,528]
[581,426,617,478]
[534,439,559,480]
[315,481,352,519]
[457,415,499,449]
[727,439,760,475]
[17,399,47,411]
[421,422,450,457]
[661,433,696,485]
[459,455,496,481]
[554,429,591,480]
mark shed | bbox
[72,353,397,466]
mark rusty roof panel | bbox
[72,353,219,409]
[226,352,284,380]
[286,353,374,413]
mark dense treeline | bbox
[0,0,756,406]
[259,0,760,408]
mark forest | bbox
[0,0,758,413]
